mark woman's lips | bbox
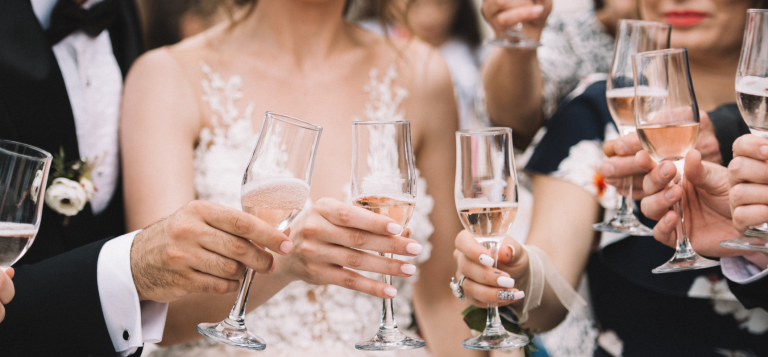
[664,11,707,27]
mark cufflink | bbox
[123,330,130,341]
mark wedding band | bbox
[450,276,466,301]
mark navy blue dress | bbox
[525,79,768,356]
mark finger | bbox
[0,304,4,323]
[729,156,768,187]
[401,228,412,239]
[635,150,657,172]
[685,150,728,194]
[495,5,545,27]
[197,227,276,274]
[730,183,768,208]
[462,278,523,306]
[455,230,494,267]
[323,225,423,256]
[320,264,398,299]
[616,133,644,156]
[193,201,292,255]
[457,252,515,288]
[640,184,682,220]
[314,198,404,236]
[189,249,248,280]
[652,211,678,249]
[187,271,240,296]
[482,0,516,22]
[0,272,14,304]
[607,176,646,200]
[5,267,14,279]
[733,134,768,160]
[318,245,417,278]
[733,204,768,233]
[643,161,678,196]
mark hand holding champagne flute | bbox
[632,49,720,273]
[197,112,322,350]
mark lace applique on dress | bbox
[152,64,435,357]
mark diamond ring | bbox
[450,276,466,301]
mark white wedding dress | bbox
[150,62,435,357]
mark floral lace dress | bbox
[149,62,435,357]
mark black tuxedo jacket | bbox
[0,0,142,355]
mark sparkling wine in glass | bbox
[593,19,670,236]
[722,9,768,252]
[486,1,541,48]
[455,128,529,350]
[633,48,720,273]
[197,112,322,350]
[0,141,51,270]
[351,120,425,351]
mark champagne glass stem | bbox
[483,240,505,335]
[227,267,256,325]
[380,253,398,331]
[672,177,696,258]
[617,176,634,216]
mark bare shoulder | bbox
[391,38,453,94]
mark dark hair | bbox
[142,0,221,50]
[450,0,482,48]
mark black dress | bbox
[525,79,768,356]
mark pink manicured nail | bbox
[401,264,416,275]
[384,287,398,298]
[479,254,495,267]
[508,244,516,259]
[280,241,293,254]
[497,276,515,288]
[513,291,525,300]
[406,242,423,255]
[387,223,403,235]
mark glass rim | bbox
[352,120,411,125]
[747,8,768,13]
[456,127,512,136]
[265,112,323,132]
[618,19,671,29]
[0,140,52,161]
[634,47,687,59]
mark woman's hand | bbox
[0,268,15,323]
[276,198,423,300]
[481,0,552,41]
[454,230,527,307]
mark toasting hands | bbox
[0,268,14,323]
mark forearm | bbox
[483,48,544,148]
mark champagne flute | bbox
[486,1,541,48]
[721,9,768,252]
[633,49,720,273]
[197,112,322,350]
[351,120,425,351]
[0,140,52,270]
[593,19,671,236]
[455,128,529,350]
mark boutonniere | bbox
[45,147,98,225]
[462,305,538,357]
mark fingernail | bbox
[479,254,495,267]
[401,264,416,275]
[761,145,768,158]
[664,213,672,224]
[665,189,675,200]
[387,223,403,235]
[384,286,398,298]
[497,276,515,288]
[513,291,525,300]
[280,241,293,254]
[616,141,628,155]
[531,4,544,13]
[600,162,616,177]
[660,164,669,177]
[406,242,423,255]
[508,244,516,259]
[498,290,517,300]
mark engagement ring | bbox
[450,276,466,301]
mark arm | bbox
[481,0,551,148]
[407,46,482,356]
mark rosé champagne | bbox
[353,195,416,228]
[241,178,310,231]
[0,222,38,270]
[736,76,768,139]
[637,123,699,162]
[607,86,668,136]
[457,201,518,244]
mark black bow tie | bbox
[45,0,119,46]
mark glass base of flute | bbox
[592,177,653,236]
[462,239,529,351]
[486,24,541,49]
[720,223,768,253]
[356,253,426,351]
[197,267,266,350]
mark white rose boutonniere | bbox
[45,178,88,216]
[30,170,43,203]
[45,147,100,225]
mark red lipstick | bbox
[664,11,706,27]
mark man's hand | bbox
[130,201,292,303]
[638,149,738,257]
[0,268,14,323]
[729,134,768,234]
[481,0,552,41]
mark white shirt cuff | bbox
[721,256,768,284]
[97,230,169,356]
